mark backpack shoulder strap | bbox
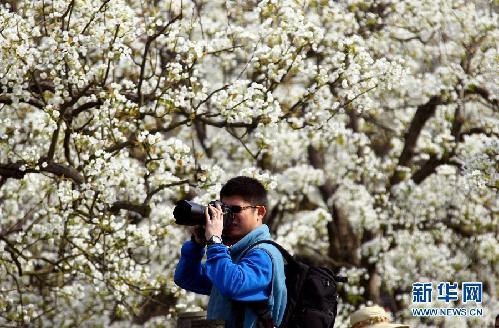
[234,240,290,328]
[242,240,296,265]
[245,240,348,283]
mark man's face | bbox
[221,195,265,243]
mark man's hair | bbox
[220,176,268,209]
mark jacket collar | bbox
[229,224,271,255]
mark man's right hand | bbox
[190,225,206,246]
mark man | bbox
[174,176,287,328]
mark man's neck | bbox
[223,237,241,247]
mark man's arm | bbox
[205,245,272,301]
[174,240,213,295]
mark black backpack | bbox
[237,240,347,328]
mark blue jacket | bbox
[174,224,287,328]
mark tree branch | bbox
[104,139,136,154]
[196,116,258,129]
[0,236,24,276]
[464,86,498,108]
[307,145,338,200]
[62,100,102,122]
[132,291,177,324]
[81,0,111,35]
[411,156,461,185]
[144,180,190,204]
[110,201,150,218]
[47,119,62,161]
[63,126,73,166]
[0,95,44,109]
[459,127,499,142]
[307,145,360,268]
[149,118,190,134]
[137,13,182,107]
[192,84,229,112]
[389,96,444,187]
[101,24,121,87]
[0,160,84,184]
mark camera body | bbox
[173,200,231,226]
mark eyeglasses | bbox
[222,204,261,214]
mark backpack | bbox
[237,240,347,328]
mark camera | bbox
[173,200,231,226]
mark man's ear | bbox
[257,206,266,221]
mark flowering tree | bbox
[0,0,497,327]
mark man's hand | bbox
[204,204,224,241]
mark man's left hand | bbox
[204,204,224,240]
